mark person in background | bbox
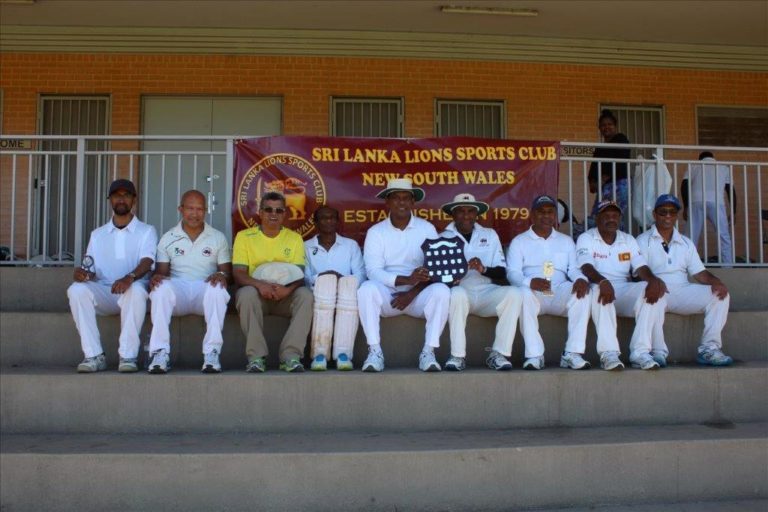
[682,151,736,264]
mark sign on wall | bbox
[233,136,559,245]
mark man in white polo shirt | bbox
[147,190,232,374]
[304,205,366,371]
[576,200,668,370]
[440,193,521,371]
[507,195,592,370]
[67,179,157,373]
[357,178,450,372]
[637,194,732,366]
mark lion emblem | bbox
[263,177,307,220]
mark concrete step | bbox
[2,310,766,370]
[1,423,766,512]
[537,500,768,512]
[2,364,766,435]
[2,266,767,312]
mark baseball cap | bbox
[108,179,137,197]
[654,193,682,211]
[531,195,557,210]
[595,199,621,215]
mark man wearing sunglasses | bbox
[636,194,732,367]
[233,191,312,373]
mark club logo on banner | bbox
[233,137,559,245]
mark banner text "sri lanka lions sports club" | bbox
[233,137,559,245]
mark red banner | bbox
[233,137,559,245]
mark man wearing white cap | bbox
[636,194,732,366]
[575,200,668,370]
[67,179,157,373]
[304,206,366,371]
[440,193,521,371]
[357,178,450,372]
[507,195,592,370]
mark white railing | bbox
[1,136,766,267]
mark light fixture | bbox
[440,5,539,17]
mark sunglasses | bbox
[655,208,678,217]
[261,207,286,214]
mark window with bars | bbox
[36,95,110,258]
[600,105,664,158]
[435,100,505,138]
[330,97,403,137]
[697,106,768,147]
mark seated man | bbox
[507,195,592,370]
[67,179,157,373]
[576,200,668,370]
[147,190,232,374]
[304,206,366,371]
[357,178,450,372]
[233,191,312,373]
[440,193,521,371]
[636,194,732,366]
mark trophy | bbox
[81,255,95,280]
[421,236,468,285]
[541,261,555,296]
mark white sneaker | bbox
[486,350,512,371]
[631,353,660,370]
[362,348,385,372]
[336,353,354,371]
[202,349,221,373]
[560,351,591,370]
[148,350,169,374]
[118,358,139,373]
[77,353,107,373]
[418,349,441,372]
[523,356,545,371]
[651,352,668,368]
[444,356,466,371]
[600,351,625,371]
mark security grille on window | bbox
[36,95,110,259]
[330,98,403,137]
[600,105,664,158]
[435,100,505,138]
[697,106,768,147]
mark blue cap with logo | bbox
[595,199,621,215]
[654,193,682,211]
[531,194,557,210]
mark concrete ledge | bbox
[2,365,766,434]
[2,423,766,511]
[2,267,767,312]
[1,310,766,369]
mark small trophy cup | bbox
[541,261,555,296]
[81,255,94,281]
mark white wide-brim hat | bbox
[251,262,304,285]
[375,178,425,202]
[440,193,489,216]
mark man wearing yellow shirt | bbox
[233,191,313,372]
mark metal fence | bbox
[1,136,766,267]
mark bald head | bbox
[180,189,206,208]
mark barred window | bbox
[435,100,505,138]
[330,97,403,137]
[600,105,664,158]
[697,106,768,147]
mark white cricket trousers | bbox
[311,274,359,360]
[651,283,730,356]
[590,281,667,359]
[520,281,591,356]
[67,281,148,359]
[148,279,230,355]
[449,283,522,358]
[689,201,733,264]
[357,280,450,348]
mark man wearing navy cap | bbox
[575,200,668,370]
[67,179,157,373]
[507,195,592,369]
[636,194,732,366]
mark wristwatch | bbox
[127,272,137,280]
